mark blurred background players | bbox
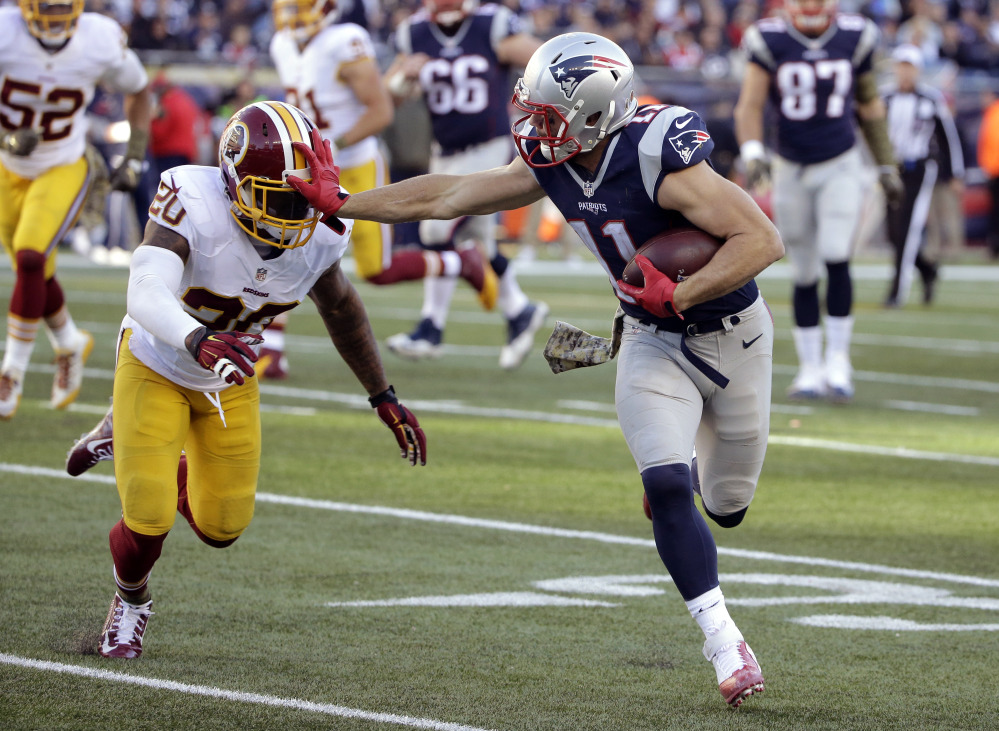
[882,44,965,308]
[264,0,494,379]
[0,0,151,419]
[382,0,549,370]
[734,0,902,403]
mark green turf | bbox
[1,254,997,730]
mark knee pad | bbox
[703,504,748,528]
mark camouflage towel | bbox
[542,307,625,374]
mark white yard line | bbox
[3,462,997,589]
[0,654,494,731]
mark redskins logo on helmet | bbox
[19,0,84,48]
[218,101,323,249]
[424,0,478,27]
[511,33,637,168]
[784,0,838,36]
[272,0,339,44]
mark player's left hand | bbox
[616,255,683,319]
[370,386,427,466]
[1,128,40,157]
[879,166,904,209]
[287,128,350,220]
[109,156,145,192]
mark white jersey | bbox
[122,165,352,392]
[270,22,378,169]
[0,9,147,180]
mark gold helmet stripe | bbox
[258,101,312,174]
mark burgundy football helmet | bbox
[218,101,323,249]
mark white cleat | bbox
[52,330,94,410]
[786,364,826,401]
[825,352,854,403]
[703,621,765,709]
[0,368,25,421]
[386,319,444,361]
[499,302,549,370]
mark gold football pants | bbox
[0,156,90,279]
[112,331,261,540]
[339,155,391,280]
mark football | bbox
[622,227,723,286]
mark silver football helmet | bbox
[512,32,637,168]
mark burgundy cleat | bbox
[99,593,153,659]
[704,626,765,709]
[66,406,113,476]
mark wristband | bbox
[368,385,397,407]
[740,140,766,161]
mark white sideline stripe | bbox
[767,436,999,467]
[0,654,494,731]
[884,400,980,416]
[9,462,997,589]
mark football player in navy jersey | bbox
[381,0,550,370]
[733,0,903,402]
[288,32,784,709]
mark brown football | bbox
[622,228,723,285]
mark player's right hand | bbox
[1,128,40,157]
[616,255,682,320]
[287,128,350,220]
[745,158,772,192]
[186,327,263,386]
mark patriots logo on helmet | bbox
[549,55,628,101]
[669,129,711,165]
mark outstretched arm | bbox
[287,128,546,224]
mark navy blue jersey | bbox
[524,104,759,330]
[395,3,520,153]
[742,14,880,165]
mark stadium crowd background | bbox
[24,0,999,252]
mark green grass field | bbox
[1,251,997,730]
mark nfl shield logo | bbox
[583,181,595,198]
[255,268,267,282]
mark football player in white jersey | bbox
[263,0,496,379]
[68,101,426,659]
[0,0,151,419]
[288,33,784,709]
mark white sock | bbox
[824,315,853,361]
[498,267,529,320]
[791,325,823,370]
[686,586,738,639]
[440,251,461,278]
[45,308,82,352]
[420,276,457,330]
[4,315,39,374]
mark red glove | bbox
[616,255,683,319]
[287,128,350,220]
[370,386,427,466]
[187,327,263,385]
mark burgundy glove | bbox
[186,327,263,385]
[616,255,683,319]
[287,128,350,221]
[370,386,427,466]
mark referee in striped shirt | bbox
[883,45,965,307]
